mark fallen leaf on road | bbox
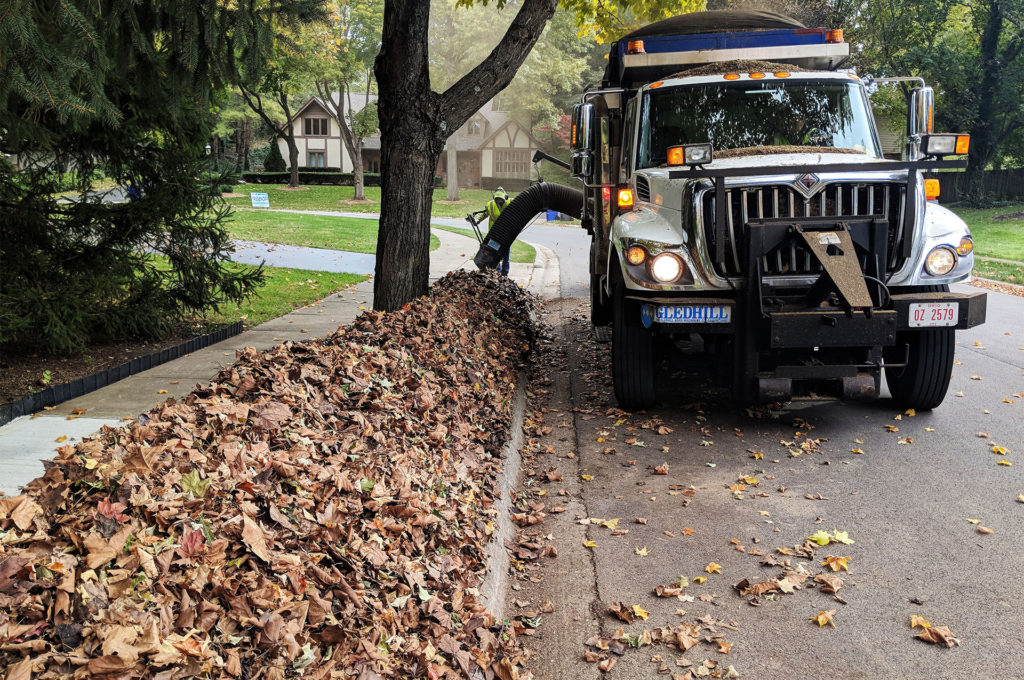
[910,615,931,629]
[821,555,850,572]
[584,540,599,548]
[916,625,960,648]
[55,435,67,442]
[970,375,982,380]
[608,602,635,623]
[682,528,694,536]
[992,445,1009,455]
[815,573,844,596]
[632,604,650,620]
[1017,494,1024,503]
[850,448,864,454]
[636,546,650,556]
[885,424,899,432]
[635,517,648,524]
[811,610,836,628]
[997,460,1013,466]
[598,657,617,671]
[654,463,669,475]
[693,576,707,585]
[705,562,721,574]
[976,526,994,535]
[977,432,991,438]
[966,518,981,524]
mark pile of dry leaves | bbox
[0,271,538,680]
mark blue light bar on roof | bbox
[616,28,830,60]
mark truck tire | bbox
[884,285,955,411]
[612,283,656,410]
[590,246,612,326]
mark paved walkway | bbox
[232,239,377,275]
[0,228,558,495]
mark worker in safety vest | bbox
[485,187,512,276]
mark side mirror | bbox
[570,103,596,180]
[571,103,595,152]
[908,85,934,138]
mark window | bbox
[494,149,530,178]
[364,157,380,173]
[467,120,482,136]
[304,117,328,136]
[308,151,325,168]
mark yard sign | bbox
[250,192,270,208]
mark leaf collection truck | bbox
[475,10,986,411]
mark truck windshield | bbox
[636,79,880,168]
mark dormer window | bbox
[304,118,328,136]
[468,120,482,136]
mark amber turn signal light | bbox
[617,187,635,210]
[667,146,685,166]
[955,135,970,155]
[924,178,941,201]
[626,246,647,265]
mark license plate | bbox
[656,304,732,324]
[908,302,958,328]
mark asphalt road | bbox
[510,236,1024,679]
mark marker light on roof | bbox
[724,74,740,80]
[750,72,765,79]
[626,40,645,54]
[650,81,664,89]
[774,71,790,78]
[826,29,844,43]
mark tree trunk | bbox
[964,1,1004,202]
[375,119,444,310]
[286,139,300,187]
[446,141,459,201]
[353,143,366,200]
[373,0,555,311]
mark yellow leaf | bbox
[602,518,620,530]
[811,610,837,627]
[157,389,168,394]
[910,615,931,629]
[693,576,707,584]
[821,555,850,572]
[729,484,746,492]
[84,458,98,470]
[967,518,981,524]
[581,474,592,481]
[884,424,899,432]
[751,452,764,460]
[808,530,832,546]
[904,409,916,416]
[632,604,650,620]
[55,435,67,442]
[997,460,1012,466]
[705,562,721,574]
[924,427,936,432]
[583,540,598,548]
[854,438,865,444]
[635,546,649,556]
[992,445,1009,455]
[850,448,865,455]
[741,475,758,484]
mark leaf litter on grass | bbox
[0,271,542,679]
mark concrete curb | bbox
[479,375,526,622]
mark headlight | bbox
[925,246,957,276]
[651,253,683,282]
[957,237,973,256]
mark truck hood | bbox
[638,151,900,212]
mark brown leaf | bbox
[916,625,960,648]
[241,515,271,562]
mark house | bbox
[277,94,544,188]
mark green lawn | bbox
[971,258,1023,286]
[226,209,439,253]
[950,203,1024,261]
[195,263,366,328]
[226,185,495,218]
[432,225,537,264]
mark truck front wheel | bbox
[884,285,955,411]
[612,284,656,410]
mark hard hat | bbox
[494,187,509,201]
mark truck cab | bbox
[571,10,986,410]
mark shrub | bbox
[263,142,286,172]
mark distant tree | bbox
[239,60,311,187]
[304,0,384,200]
[0,0,325,353]
[856,0,1024,200]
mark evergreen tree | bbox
[265,140,288,171]
[0,0,326,353]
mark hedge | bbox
[241,171,381,186]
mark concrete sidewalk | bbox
[0,227,557,495]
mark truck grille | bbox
[700,182,907,278]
